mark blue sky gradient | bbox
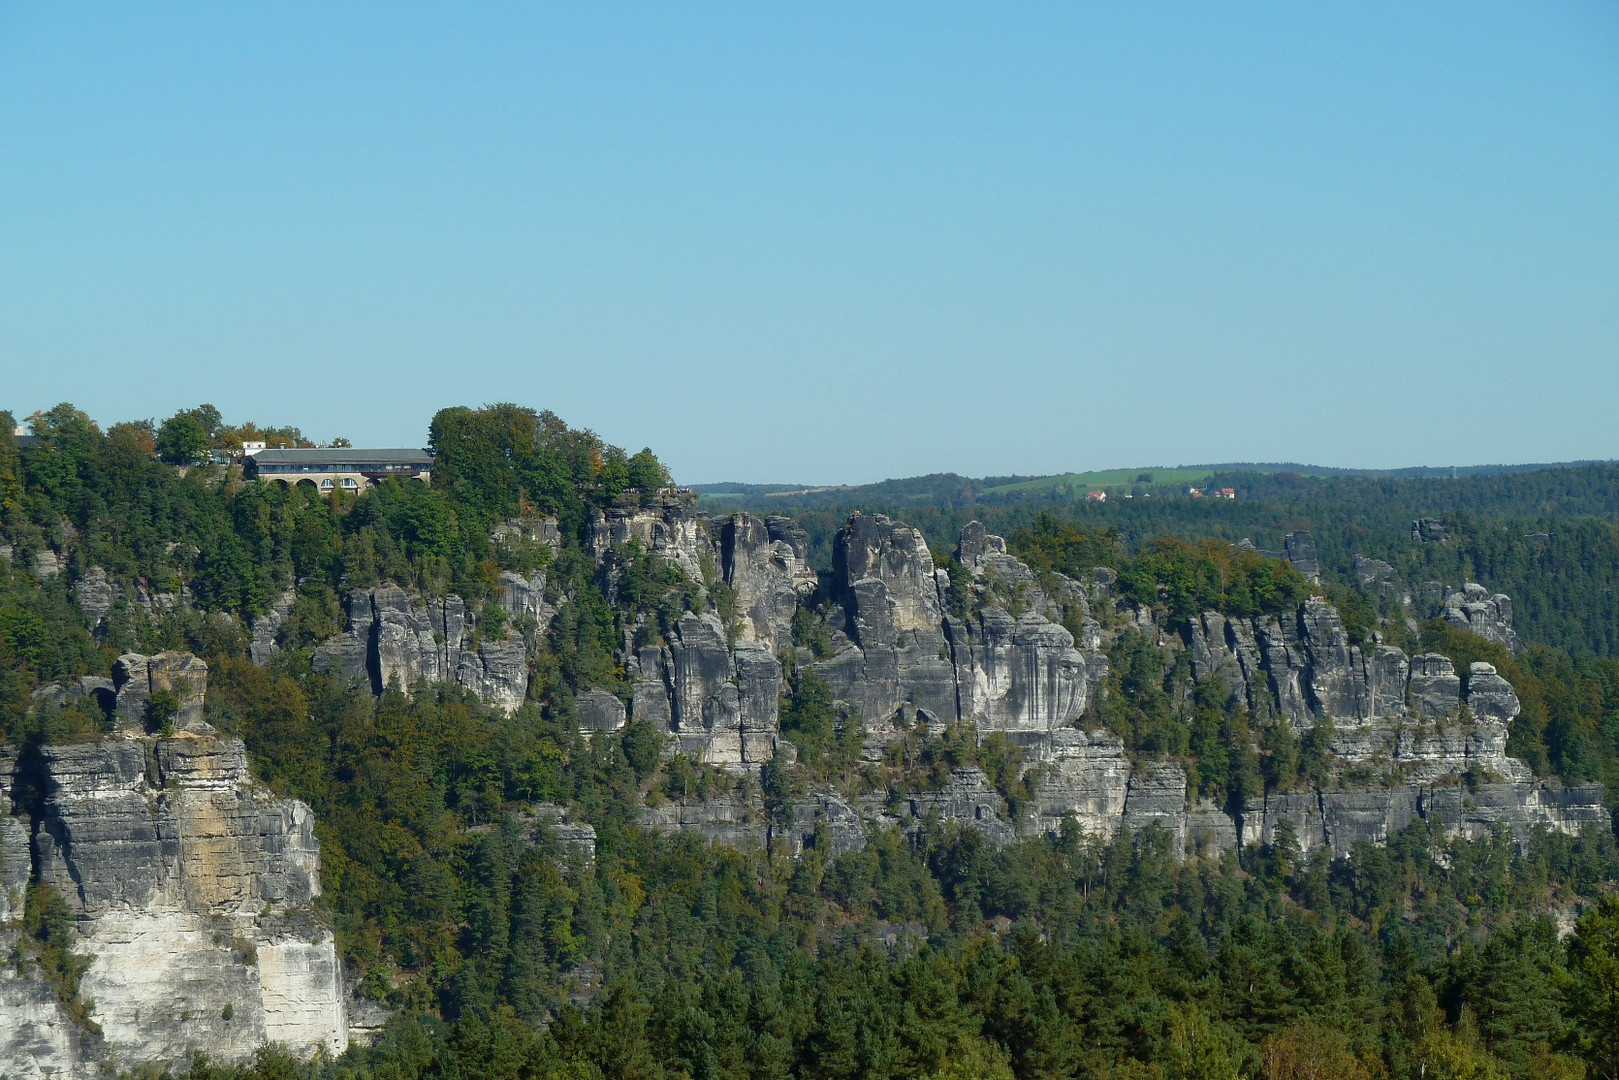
[2,4,1617,482]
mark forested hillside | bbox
[6,404,1619,1080]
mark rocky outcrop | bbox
[249,587,299,666]
[590,491,709,583]
[1413,518,1448,543]
[0,662,346,1076]
[638,792,773,849]
[492,515,562,552]
[497,570,553,634]
[1024,728,1131,838]
[113,650,211,733]
[74,566,118,628]
[1283,530,1320,583]
[902,767,1018,847]
[31,550,62,580]
[1409,654,1462,719]
[632,613,781,769]
[1354,555,1395,588]
[516,804,598,862]
[950,523,1091,734]
[952,609,1088,732]
[577,505,1602,863]
[1444,583,1522,653]
[812,514,958,729]
[315,584,528,711]
[576,689,628,733]
[718,514,817,650]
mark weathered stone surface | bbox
[1319,789,1418,856]
[5,730,346,1076]
[1466,662,1520,724]
[590,492,708,582]
[792,791,867,859]
[312,633,368,685]
[1024,728,1131,838]
[645,613,781,769]
[1445,584,1522,653]
[576,689,628,733]
[1122,763,1189,848]
[950,523,1090,734]
[1239,791,1327,851]
[517,804,598,861]
[497,570,552,634]
[1413,518,1448,543]
[1354,555,1395,587]
[74,566,118,627]
[718,513,816,650]
[1408,653,1462,719]
[904,767,1017,846]
[113,651,210,733]
[250,587,299,666]
[0,945,98,1080]
[1187,800,1238,856]
[0,814,28,922]
[953,608,1088,732]
[315,584,529,712]
[1283,530,1320,582]
[638,793,772,849]
[492,515,562,551]
[458,640,529,713]
[837,513,946,644]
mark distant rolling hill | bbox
[692,460,1616,511]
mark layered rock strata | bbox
[0,659,347,1076]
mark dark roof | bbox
[250,448,433,466]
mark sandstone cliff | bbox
[0,653,347,1078]
[596,508,1602,863]
[313,583,528,712]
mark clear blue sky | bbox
[3,4,1617,484]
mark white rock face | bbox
[0,948,93,1080]
[0,720,347,1077]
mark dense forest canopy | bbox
[6,404,1619,1080]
